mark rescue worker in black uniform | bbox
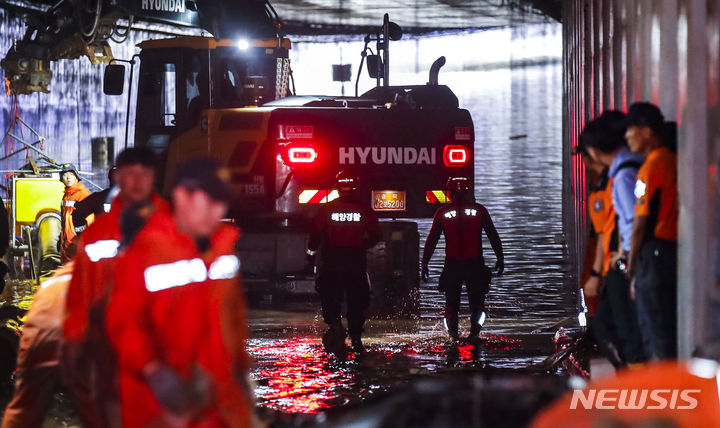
[307,171,382,352]
[422,177,504,339]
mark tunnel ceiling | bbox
[0,0,560,35]
[273,0,561,35]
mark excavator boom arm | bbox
[0,0,280,94]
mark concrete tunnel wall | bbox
[562,0,720,359]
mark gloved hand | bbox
[421,262,429,283]
[494,258,505,277]
[143,363,194,414]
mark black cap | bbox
[173,157,233,202]
[571,141,587,156]
[578,111,628,154]
[626,102,664,134]
[60,163,80,181]
[115,147,158,170]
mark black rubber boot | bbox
[350,334,365,353]
[322,321,346,354]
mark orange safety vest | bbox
[634,146,678,242]
[60,182,91,261]
[107,211,251,428]
[588,177,615,277]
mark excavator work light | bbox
[236,39,250,50]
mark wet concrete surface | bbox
[248,54,576,421]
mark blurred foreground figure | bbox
[532,359,720,428]
[307,171,382,353]
[2,264,100,428]
[107,157,253,427]
[422,176,503,339]
[63,148,165,428]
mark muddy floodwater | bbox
[249,58,577,420]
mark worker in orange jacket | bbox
[106,157,252,428]
[59,163,91,262]
[576,133,628,370]
[62,147,166,428]
[625,102,679,360]
[2,263,100,428]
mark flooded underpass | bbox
[248,25,581,426]
[0,24,581,428]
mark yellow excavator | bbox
[3,1,476,315]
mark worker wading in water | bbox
[422,177,504,339]
[59,163,91,262]
[307,171,382,353]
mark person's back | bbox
[431,199,490,261]
[307,171,381,352]
[422,177,503,338]
[310,194,381,272]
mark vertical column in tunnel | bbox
[563,0,720,360]
[678,0,713,360]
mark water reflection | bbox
[250,312,560,416]
[250,50,571,415]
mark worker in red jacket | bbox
[59,163,91,262]
[307,171,382,353]
[62,147,166,428]
[422,177,504,339]
[106,157,252,428]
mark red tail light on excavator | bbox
[282,143,318,165]
[443,145,469,167]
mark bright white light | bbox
[578,312,587,327]
[478,311,486,327]
[236,39,250,50]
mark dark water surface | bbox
[249,60,579,418]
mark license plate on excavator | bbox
[372,191,406,211]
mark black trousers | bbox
[316,269,370,336]
[635,239,677,360]
[440,258,491,334]
[589,297,627,368]
[596,268,646,364]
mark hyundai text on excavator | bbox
[2,1,475,314]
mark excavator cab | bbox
[104,36,291,193]
[133,37,290,147]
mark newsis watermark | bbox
[570,389,701,410]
